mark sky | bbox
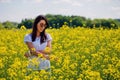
[0,0,120,23]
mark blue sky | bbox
[0,0,120,22]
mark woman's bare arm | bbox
[38,40,52,54]
[24,40,52,59]
[25,42,38,56]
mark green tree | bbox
[2,21,16,29]
[0,22,4,29]
[18,19,34,29]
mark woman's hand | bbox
[43,54,50,60]
[24,52,30,58]
[37,50,44,53]
[38,49,51,54]
[37,51,50,60]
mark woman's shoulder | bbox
[45,33,51,35]
[25,33,32,37]
[45,33,52,41]
[45,32,49,35]
[24,33,32,43]
[45,33,52,37]
[24,33,32,41]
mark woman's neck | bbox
[36,32,40,37]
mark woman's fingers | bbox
[24,52,29,58]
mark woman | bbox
[24,15,52,71]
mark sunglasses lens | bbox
[40,23,46,27]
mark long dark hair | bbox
[31,15,49,44]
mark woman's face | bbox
[37,20,46,33]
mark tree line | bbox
[0,14,120,29]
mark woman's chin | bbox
[40,31,43,32]
[38,30,43,33]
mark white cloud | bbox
[34,0,43,3]
[59,8,71,13]
[22,0,43,3]
[52,0,83,7]
[72,1,83,7]
[0,0,43,3]
[111,6,120,17]
[87,0,114,3]
[0,0,11,3]
[52,0,70,4]
[61,0,71,3]
[111,6,120,11]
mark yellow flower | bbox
[31,48,36,52]
[20,25,26,30]
[38,53,43,58]
[1,25,120,79]
[44,47,51,53]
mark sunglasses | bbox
[40,23,47,28]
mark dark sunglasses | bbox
[40,23,47,28]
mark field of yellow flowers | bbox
[0,26,120,80]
